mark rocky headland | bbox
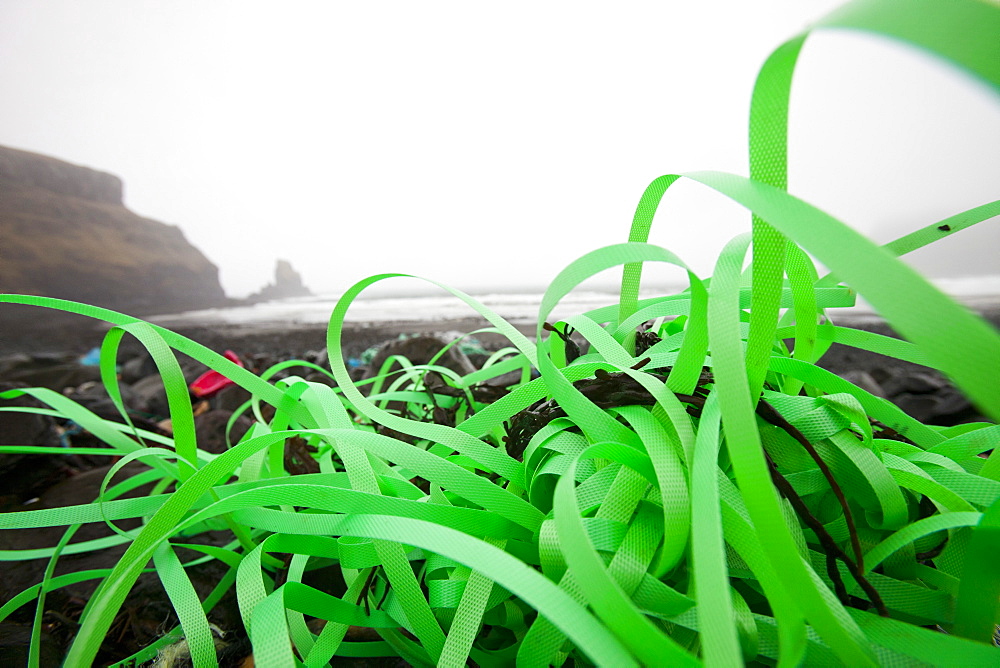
[0,145,232,348]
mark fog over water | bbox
[150,274,1000,331]
[1,1,997,299]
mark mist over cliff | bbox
[0,145,228,316]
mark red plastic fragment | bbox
[189,350,244,398]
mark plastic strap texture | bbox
[1,0,998,666]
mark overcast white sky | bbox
[1,1,997,298]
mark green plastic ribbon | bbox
[1,1,998,665]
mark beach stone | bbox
[130,374,173,418]
[120,352,158,384]
[364,335,477,382]
[0,382,69,508]
[0,382,62,450]
[195,409,253,454]
[893,387,979,426]
[305,348,329,368]
[0,353,32,375]
[876,369,947,398]
[865,367,982,426]
[0,622,62,667]
[1,464,151,612]
[1,458,244,665]
[63,379,150,421]
[211,383,253,413]
[302,370,337,388]
[892,393,939,423]
[130,361,207,418]
[0,352,100,392]
[482,369,524,389]
[837,370,885,398]
[466,352,490,369]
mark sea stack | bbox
[247,259,312,302]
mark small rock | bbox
[879,370,947,398]
[130,361,207,419]
[195,409,254,454]
[837,370,885,398]
[211,384,253,413]
[0,353,100,392]
[0,382,63,450]
[0,622,62,667]
[893,387,979,426]
[304,348,329,367]
[0,353,32,376]
[120,352,159,384]
[348,365,368,384]
[130,374,173,418]
[364,335,477,382]
[63,379,150,421]
[0,382,70,508]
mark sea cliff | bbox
[0,145,227,316]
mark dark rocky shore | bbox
[1,306,997,666]
[0,311,534,666]
[4,302,998,418]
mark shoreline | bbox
[0,304,541,367]
[3,299,999,369]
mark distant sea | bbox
[150,275,1000,329]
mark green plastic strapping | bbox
[1,0,999,665]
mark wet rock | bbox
[130,361,207,419]
[0,463,244,666]
[865,367,983,426]
[195,409,254,454]
[0,353,32,375]
[0,622,63,667]
[63,379,150,422]
[1,464,153,609]
[348,365,368,384]
[364,335,477,382]
[893,387,981,426]
[298,371,337,388]
[875,369,947,397]
[837,370,885,398]
[130,374,174,418]
[211,383,253,413]
[0,353,100,392]
[305,348,329,368]
[120,352,159,384]
[0,382,62,449]
[0,382,72,508]
[466,352,490,369]
[485,370,523,389]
